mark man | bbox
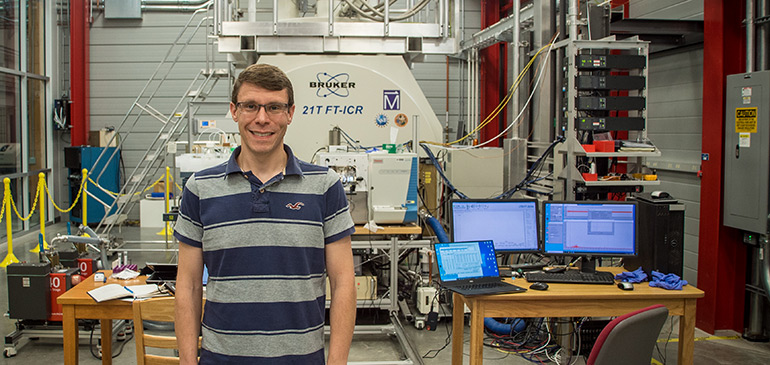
[174,63,357,364]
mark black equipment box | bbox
[577,117,646,131]
[577,75,646,90]
[58,250,83,268]
[7,263,51,320]
[145,263,178,284]
[624,193,685,277]
[576,54,646,70]
[576,96,646,111]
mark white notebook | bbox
[86,284,162,303]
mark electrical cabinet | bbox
[723,71,770,233]
[64,147,121,224]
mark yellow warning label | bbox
[735,107,758,133]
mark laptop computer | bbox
[434,240,527,296]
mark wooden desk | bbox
[57,270,148,365]
[451,268,705,365]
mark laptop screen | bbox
[434,240,500,282]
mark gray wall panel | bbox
[646,47,703,285]
[629,0,703,20]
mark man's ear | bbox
[287,104,296,125]
[230,102,238,123]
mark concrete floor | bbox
[1,224,770,364]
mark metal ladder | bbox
[85,5,229,237]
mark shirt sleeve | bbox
[323,169,355,244]
[173,173,204,248]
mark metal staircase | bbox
[86,5,230,237]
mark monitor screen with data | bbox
[542,201,637,257]
[450,199,540,253]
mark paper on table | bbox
[87,283,162,303]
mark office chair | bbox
[587,304,669,365]
[133,296,201,365]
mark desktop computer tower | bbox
[624,194,685,277]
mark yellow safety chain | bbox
[10,180,42,221]
[3,168,183,221]
[88,174,165,197]
[169,175,184,192]
[45,175,86,213]
[0,190,6,224]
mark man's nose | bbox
[253,107,271,122]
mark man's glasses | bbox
[235,102,290,115]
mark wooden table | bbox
[57,270,148,365]
[451,268,705,365]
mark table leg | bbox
[452,293,464,365]
[63,305,78,365]
[678,299,696,365]
[468,301,484,365]
[100,319,113,365]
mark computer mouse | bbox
[529,282,549,291]
[618,282,634,290]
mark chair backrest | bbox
[587,304,669,365]
[133,297,201,365]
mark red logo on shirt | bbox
[286,202,304,210]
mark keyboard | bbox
[525,270,616,285]
[458,282,508,291]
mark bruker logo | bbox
[310,72,355,97]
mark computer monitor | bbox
[450,199,540,253]
[542,200,638,273]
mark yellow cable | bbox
[447,43,549,146]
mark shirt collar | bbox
[224,145,304,178]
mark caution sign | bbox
[735,107,758,133]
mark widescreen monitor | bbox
[542,201,637,272]
[450,199,540,253]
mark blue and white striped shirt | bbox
[174,145,355,364]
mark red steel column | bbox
[697,0,747,334]
[69,0,90,146]
[479,0,507,147]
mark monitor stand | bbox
[578,256,598,274]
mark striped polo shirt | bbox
[174,145,355,364]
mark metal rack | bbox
[325,235,430,365]
[553,37,659,200]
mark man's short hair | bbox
[231,63,294,106]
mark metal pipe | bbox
[329,0,334,35]
[248,0,257,21]
[747,0,755,72]
[213,0,219,35]
[569,0,579,40]
[144,0,209,4]
[759,0,769,70]
[759,238,770,302]
[466,52,471,140]
[444,0,449,39]
[384,0,390,35]
[273,0,278,34]
[473,49,481,138]
[438,0,444,37]
[745,245,766,339]
[141,4,208,11]
[511,0,521,139]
